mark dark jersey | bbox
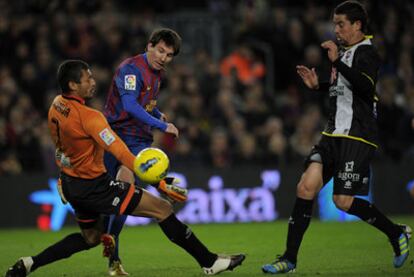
[322,38,381,148]
[104,54,164,145]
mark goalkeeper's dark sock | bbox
[31,233,93,271]
[347,197,401,239]
[283,197,314,264]
[159,213,217,267]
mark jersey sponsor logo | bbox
[338,172,360,182]
[329,85,345,97]
[145,100,157,112]
[99,128,116,146]
[124,74,136,90]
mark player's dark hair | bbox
[334,1,368,33]
[57,60,90,94]
[148,28,182,56]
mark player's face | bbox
[333,14,362,46]
[147,40,175,70]
[77,69,96,99]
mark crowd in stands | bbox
[0,0,413,175]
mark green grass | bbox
[1,217,414,276]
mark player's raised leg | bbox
[334,194,411,268]
[129,189,245,275]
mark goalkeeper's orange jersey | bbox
[48,94,135,179]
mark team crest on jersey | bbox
[99,128,116,146]
[124,75,136,90]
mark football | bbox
[134,147,169,184]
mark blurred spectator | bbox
[398,85,414,160]
[377,76,405,160]
[220,43,265,86]
[207,128,232,168]
[242,81,271,128]
[0,150,22,176]
[234,133,262,165]
[0,0,413,173]
[289,105,321,161]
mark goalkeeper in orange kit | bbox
[5,60,245,277]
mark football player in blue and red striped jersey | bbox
[102,28,181,276]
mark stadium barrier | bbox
[0,162,413,230]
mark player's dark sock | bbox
[159,213,217,267]
[347,197,401,239]
[283,197,314,264]
[31,233,93,271]
[106,214,127,262]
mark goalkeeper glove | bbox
[157,177,188,202]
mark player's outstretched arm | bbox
[296,65,320,90]
[83,110,136,171]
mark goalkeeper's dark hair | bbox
[57,60,90,94]
[148,28,182,56]
[334,1,368,33]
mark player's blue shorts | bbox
[104,140,151,185]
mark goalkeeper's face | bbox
[77,69,96,99]
[147,40,175,71]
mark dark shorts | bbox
[305,135,375,196]
[104,140,151,184]
[60,172,143,229]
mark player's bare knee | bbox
[333,195,353,211]
[81,229,102,247]
[297,182,317,199]
[86,234,101,247]
[157,198,173,219]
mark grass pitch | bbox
[1,217,414,276]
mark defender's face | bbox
[147,40,175,71]
[78,69,96,99]
[333,14,361,46]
